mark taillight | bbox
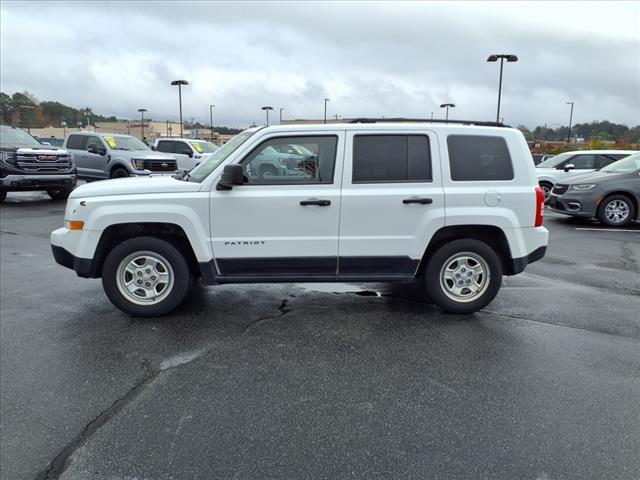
[534,187,544,227]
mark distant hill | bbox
[0,91,242,134]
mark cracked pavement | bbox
[1,192,639,480]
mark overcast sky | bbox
[1,1,639,129]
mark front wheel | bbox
[47,188,72,200]
[424,239,503,314]
[598,194,635,227]
[110,167,130,179]
[102,237,192,317]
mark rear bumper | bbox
[509,246,547,275]
[1,174,77,190]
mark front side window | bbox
[241,136,338,185]
[156,141,175,153]
[86,136,104,150]
[353,135,431,183]
[448,135,514,181]
[176,142,193,155]
[66,134,87,150]
[569,154,595,169]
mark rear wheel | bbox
[539,181,553,201]
[47,188,71,200]
[102,237,192,317]
[260,164,278,178]
[598,194,635,227]
[424,239,502,314]
[110,167,130,179]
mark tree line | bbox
[516,121,640,146]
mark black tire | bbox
[597,194,635,227]
[539,181,553,201]
[47,188,71,200]
[110,167,130,179]
[0,191,6,203]
[102,236,192,317]
[424,239,503,314]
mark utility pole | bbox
[324,98,330,124]
[209,104,215,142]
[566,102,574,144]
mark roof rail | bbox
[349,118,509,127]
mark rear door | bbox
[210,132,344,277]
[338,130,444,277]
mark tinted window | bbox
[86,136,103,150]
[599,153,630,169]
[241,136,338,185]
[156,141,175,153]
[448,135,513,181]
[569,154,595,169]
[66,135,87,150]
[353,135,431,183]
[176,142,193,155]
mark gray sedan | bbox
[547,153,640,227]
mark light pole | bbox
[279,108,284,124]
[209,104,215,142]
[430,111,434,120]
[440,103,455,123]
[566,102,574,144]
[137,108,147,140]
[261,106,273,126]
[83,107,91,129]
[487,54,518,123]
[76,121,82,131]
[324,98,330,124]
[61,120,67,138]
[170,79,189,137]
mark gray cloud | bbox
[1,1,638,128]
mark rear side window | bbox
[66,135,87,150]
[447,135,514,181]
[353,135,432,183]
[156,141,175,153]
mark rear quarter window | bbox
[447,135,514,181]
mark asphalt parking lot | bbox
[1,192,639,480]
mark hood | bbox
[561,170,627,185]
[1,144,67,153]
[113,150,176,160]
[69,175,201,199]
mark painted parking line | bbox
[574,227,640,233]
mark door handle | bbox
[300,199,331,206]
[402,197,433,205]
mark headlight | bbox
[1,151,16,164]
[131,159,145,170]
[570,184,597,191]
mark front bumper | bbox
[51,244,98,277]
[1,174,77,190]
[547,192,598,217]
[51,227,103,277]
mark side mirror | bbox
[563,163,575,171]
[216,164,245,190]
[187,150,194,158]
[87,144,98,154]
[151,145,156,151]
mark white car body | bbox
[152,138,219,171]
[51,122,548,316]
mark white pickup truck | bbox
[51,120,548,317]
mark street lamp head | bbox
[566,101,574,105]
[171,80,189,86]
[440,103,455,108]
[261,106,274,111]
[138,108,147,113]
[487,54,518,62]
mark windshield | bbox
[190,141,218,154]
[600,153,640,173]
[536,152,573,168]
[102,135,150,151]
[187,129,258,183]
[0,126,43,147]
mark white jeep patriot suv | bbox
[51,120,548,317]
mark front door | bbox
[210,132,344,278]
[85,135,109,179]
[338,130,445,276]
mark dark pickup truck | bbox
[1,125,77,202]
